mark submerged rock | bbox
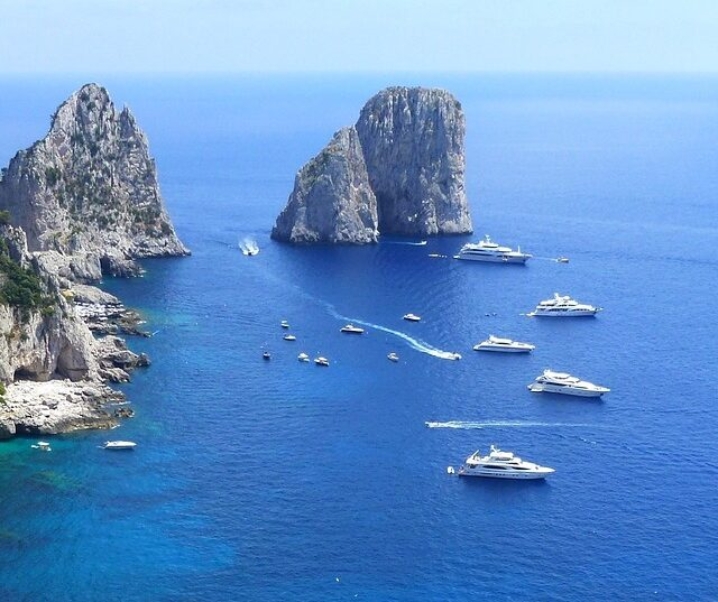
[272,86,472,244]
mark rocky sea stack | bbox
[0,83,188,439]
[272,86,472,244]
[0,83,189,280]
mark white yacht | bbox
[473,335,535,353]
[280,320,290,329]
[454,235,532,264]
[458,445,554,480]
[283,334,297,341]
[314,356,330,367]
[528,293,601,317]
[103,440,137,451]
[387,352,400,362]
[340,324,365,334]
[403,313,421,322]
[528,369,610,397]
[297,352,310,362]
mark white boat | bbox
[103,440,137,450]
[314,356,330,367]
[403,313,421,322]
[262,351,271,360]
[340,324,365,334]
[528,293,601,317]
[528,369,610,397]
[387,352,400,362]
[473,335,535,353]
[31,441,52,451]
[280,320,290,329]
[556,256,570,263]
[297,352,310,362]
[454,235,532,264]
[283,334,297,341]
[458,445,554,479]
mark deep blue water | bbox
[1,74,718,601]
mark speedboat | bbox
[280,320,290,329]
[340,324,365,334]
[403,313,421,322]
[387,352,400,362]
[31,441,52,451]
[473,335,535,353]
[528,293,601,317]
[454,235,532,264]
[314,356,330,367]
[262,351,271,360]
[458,445,554,479]
[102,440,137,451]
[528,369,610,397]
[283,334,297,341]
[556,256,570,263]
[297,352,310,362]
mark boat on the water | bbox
[283,334,297,341]
[403,313,421,322]
[458,445,554,479]
[103,440,137,451]
[473,335,535,353]
[556,256,570,263]
[314,356,330,367]
[528,293,601,317]
[280,320,290,329]
[297,352,310,362]
[340,324,365,334]
[528,369,610,397]
[454,235,532,264]
[387,352,400,362]
[262,351,271,360]
[31,441,52,451]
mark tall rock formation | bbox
[272,86,472,244]
[0,83,189,279]
[272,127,378,244]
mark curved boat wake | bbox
[383,240,428,246]
[425,420,602,429]
[239,238,259,256]
[325,308,460,361]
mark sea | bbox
[1,73,717,601]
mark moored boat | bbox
[314,356,330,367]
[297,352,310,362]
[103,440,137,451]
[403,313,421,322]
[473,335,535,353]
[454,235,532,264]
[387,352,400,362]
[528,293,601,317]
[528,369,610,397]
[458,445,554,479]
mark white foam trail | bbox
[239,238,259,256]
[383,240,428,246]
[425,420,602,429]
[326,307,460,361]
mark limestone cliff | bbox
[272,127,378,244]
[0,83,189,279]
[272,86,472,244]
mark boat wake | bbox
[425,420,601,429]
[326,308,460,361]
[239,238,259,256]
[383,240,428,246]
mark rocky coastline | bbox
[0,84,188,441]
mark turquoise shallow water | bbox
[1,74,718,601]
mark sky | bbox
[1,0,717,75]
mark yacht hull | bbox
[455,254,529,264]
[528,384,607,397]
[458,468,551,479]
[529,310,598,317]
[474,344,534,353]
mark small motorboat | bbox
[314,356,330,367]
[387,352,400,362]
[102,440,137,451]
[340,324,365,334]
[280,320,290,329]
[297,352,310,362]
[31,441,52,452]
[403,313,421,322]
[450,352,462,360]
[283,334,297,341]
[556,256,570,263]
[262,351,271,360]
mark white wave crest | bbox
[425,420,601,429]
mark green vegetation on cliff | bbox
[0,240,55,320]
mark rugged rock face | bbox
[356,87,471,236]
[272,86,472,244]
[272,127,378,244]
[0,83,189,279]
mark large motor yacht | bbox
[454,235,532,264]
[528,369,610,397]
[473,335,535,353]
[458,445,554,479]
[528,293,601,317]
